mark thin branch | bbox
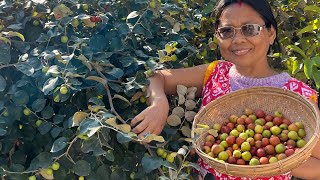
[54,136,78,164]
[124,8,148,42]
[1,167,38,174]
[91,64,126,124]
[0,63,15,69]
[9,39,38,46]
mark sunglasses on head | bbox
[216,24,266,40]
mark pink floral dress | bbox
[198,61,318,180]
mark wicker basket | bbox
[191,86,320,178]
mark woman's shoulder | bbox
[283,77,318,104]
[203,60,233,85]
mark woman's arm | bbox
[291,156,320,180]
[131,64,209,136]
[311,139,320,160]
[154,63,209,96]
[292,97,320,179]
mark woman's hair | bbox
[213,0,281,54]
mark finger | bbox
[131,114,144,127]
[140,127,153,137]
[139,128,154,144]
[153,125,165,136]
[132,119,148,134]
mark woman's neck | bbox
[233,63,277,78]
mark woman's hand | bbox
[131,96,169,137]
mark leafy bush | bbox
[0,0,318,179]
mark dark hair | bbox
[213,0,281,53]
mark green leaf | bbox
[73,160,91,176]
[133,24,146,36]
[297,25,316,36]
[0,127,7,136]
[102,112,115,120]
[89,35,107,52]
[43,77,59,95]
[32,99,47,112]
[117,23,130,36]
[92,147,106,156]
[304,58,313,79]
[161,160,177,170]
[142,156,163,173]
[116,132,131,143]
[3,31,25,41]
[202,3,215,14]
[79,119,101,137]
[50,127,62,138]
[311,56,320,66]
[127,11,139,19]
[41,105,54,119]
[38,121,52,135]
[312,66,320,89]
[15,62,34,76]
[184,162,200,171]
[50,137,68,153]
[0,75,6,92]
[13,90,29,106]
[135,50,149,58]
[304,5,320,13]
[106,68,124,78]
[291,60,300,74]
[120,57,134,67]
[53,115,65,124]
[0,43,11,64]
[88,97,104,106]
[36,33,49,43]
[108,82,123,93]
[96,165,111,180]
[105,150,114,161]
[287,45,307,59]
[81,138,99,153]
[28,152,53,170]
[110,37,123,51]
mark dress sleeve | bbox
[203,61,219,86]
[283,78,318,105]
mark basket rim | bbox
[192,86,320,138]
[191,86,320,177]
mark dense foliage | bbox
[0,0,319,179]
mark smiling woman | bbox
[130,0,320,179]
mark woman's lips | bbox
[232,49,251,56]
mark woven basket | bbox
[191,86,320,178]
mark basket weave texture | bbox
[192,86,320,178]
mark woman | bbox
[131,0,320,179]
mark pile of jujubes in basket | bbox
[201,108,307,165]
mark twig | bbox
[0,167,38,174]
[9,39,38,46]
[54,136,78,164]
[91,64,126,124]
[0,63,15,69]
[124,8,148,42]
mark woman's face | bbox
[216,3,276,67]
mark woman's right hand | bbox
[131,96,169,137]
